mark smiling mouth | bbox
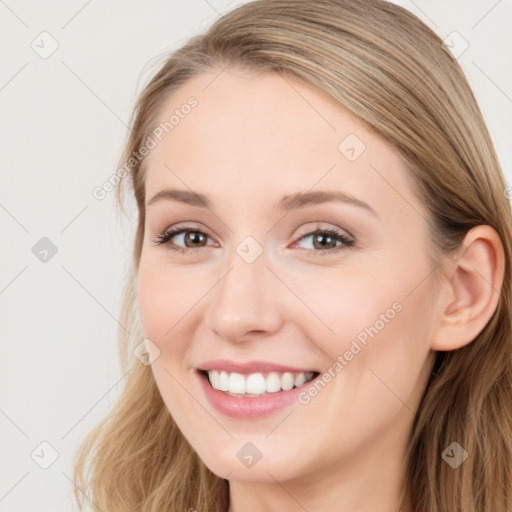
[198,369,320,397]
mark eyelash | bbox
[152,225,354,256]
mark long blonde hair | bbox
[74,1,512,510]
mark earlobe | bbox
[430,225,505,351]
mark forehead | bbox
[143,68,425,221]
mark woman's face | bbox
[138,67,438,484]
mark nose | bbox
[204,249,284,343]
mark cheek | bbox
[137,258,208,332]
[137,261,198,359]
[137,263,168,339]
[136,261,204,428]
[285,266,401,361]
[289,252,434,374]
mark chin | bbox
[194,440,305,483]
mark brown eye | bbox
[311,232,339,250]
[153,227,215,252]
[183,231,207,247]
[295,228,354,253]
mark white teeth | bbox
[266,372,281,393]
[246,373,266,394]
[229,373,246,394]
[206,369,316,396]
[281,372,294,391]
[294,373,307,387]
[218,371,229,391]
[209,369,219,389]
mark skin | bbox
[137,67,504,512]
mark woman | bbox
[74,1,512,510]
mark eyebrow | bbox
[146,188,378,217]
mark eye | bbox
[292,227,354,255]
[152,225,354,256]
[152,225,216,253]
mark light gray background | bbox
[0,1,510,510]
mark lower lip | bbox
[197,370,317,419]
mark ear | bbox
[430,225,505,351]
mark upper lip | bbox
[197,359,318,374]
